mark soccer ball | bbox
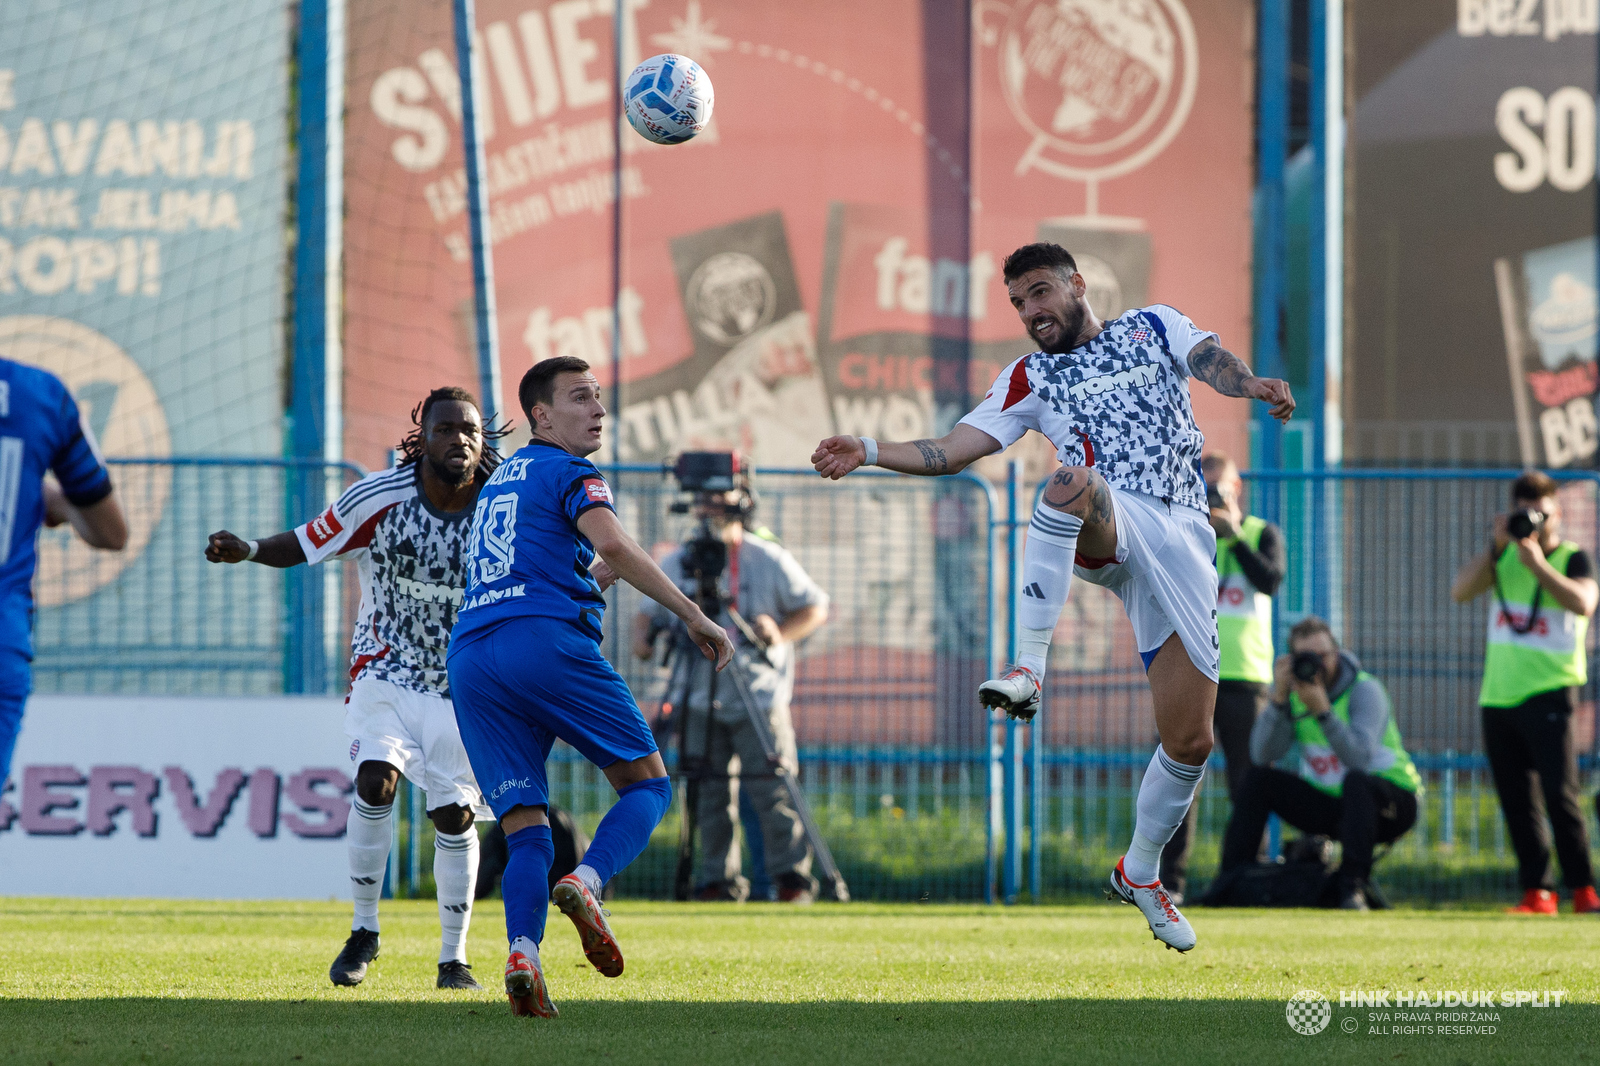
[623,54,714,145]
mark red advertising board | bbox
[343,0,1255,472]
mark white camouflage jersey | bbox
[295,464,474,697]
[961,305,1216,514]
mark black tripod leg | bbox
[723,659,849,901]
[777,769,850,901]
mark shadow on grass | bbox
[2,997,1592,1066]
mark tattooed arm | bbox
[1186,337,1296,422]
[811,423,1001,479]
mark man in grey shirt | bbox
[1219,616,1421,909]
[633,490,829,902]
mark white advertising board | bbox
[0,696,354,899]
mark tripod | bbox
[669,527,849,902]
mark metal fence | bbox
[33,458,366,696]
[30,459,1600,905]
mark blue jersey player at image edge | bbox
[0,358,128,788]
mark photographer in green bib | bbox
[1219,616,1420,910]
[1160,452,1285,901]
[1451,470,1599,916]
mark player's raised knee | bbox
[1164,729,1213,768]
[1040,465,1105,518]
[354,761,399,806]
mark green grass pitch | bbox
[1,898,1597,1066]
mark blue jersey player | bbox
[0,358,128,788]
[448,356,732,1018]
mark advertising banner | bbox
[1351,4,1597,466]
[0,697,353,899]
[342,0,1256,472]
[0,2,291,689]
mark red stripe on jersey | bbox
[348,644,391,684]
[1001,358,1032,411]
[1073,428,1096,466]
[338,501,400,555]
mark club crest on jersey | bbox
[349,739,360,761]
[582,478,613,504]
[306,506,344,548]
[1129,328,1152,343]
[1068,362,1160,402]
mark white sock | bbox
[1123,746,1205,885]
[1017,502,1082,676]
[572,863,603,897]
[347,798,392,932]
[434,827,480,964]
[510,935,541,967]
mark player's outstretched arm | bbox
[1186,337,1295,423]
[576,507,734,670]
[811,423,1001,479]
[205,529,307,568]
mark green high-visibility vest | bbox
[1479,541,1589,708]
[1216,514,1274,683]
[1289,671,1421,796]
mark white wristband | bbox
[244,539,259,561]
[861,437,879,467]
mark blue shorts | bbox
[0,648,31,787]
[446,617,656,820]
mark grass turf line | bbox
[1,898,1596,1066]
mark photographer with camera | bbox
[1160,452,1286,900]
[632,455,830,903]
[1217,617,1420,910]
[1451,470,1599,915]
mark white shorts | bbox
[1073,485,1221,682]
[345,676,491,817]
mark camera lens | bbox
[1291,651,1322,683]
[1507,508,1542,540]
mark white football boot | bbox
[1107,856,1196,952]
[977,665,1042,721]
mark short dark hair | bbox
[1512,469,1558,503]
[1002,242,1078,284]
[520,356,591,419]
[1201,451,1236,479]
[1288,615,1339,651]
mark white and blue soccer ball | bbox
[623,53,714,145]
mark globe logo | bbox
[998,0,1199,183]
[686,252,777,347]
[1285,990,1333,1036]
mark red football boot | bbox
[504,950,557,1018]
[1506,888,1558,915]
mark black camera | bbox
[1206,486,1227,510]
[680,531,727,584]
[667,451,753,595]
[1507,507,1546,540]
[1291,650,1325,684]
[673,451,741,493]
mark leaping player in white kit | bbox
[812,243,1295,951]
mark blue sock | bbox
[583,776,672,886]
[503,824,554,947]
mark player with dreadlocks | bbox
[206,387,511,991]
